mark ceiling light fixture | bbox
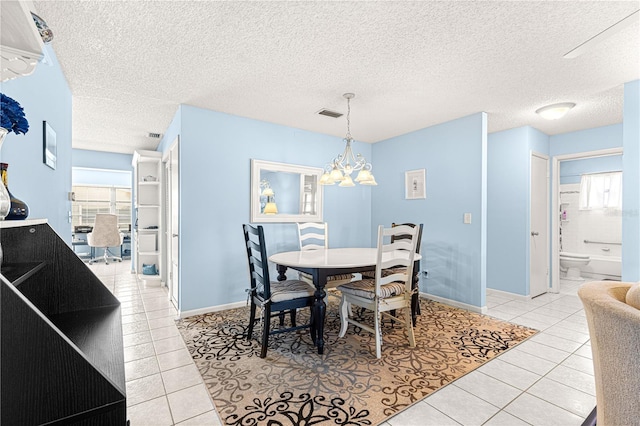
[535,102,576,120]
[319,93,377,187]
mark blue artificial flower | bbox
[0,93,29,135]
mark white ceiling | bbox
[32,1,640,155]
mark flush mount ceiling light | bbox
[535,102,576,120]
[319,93,377,187]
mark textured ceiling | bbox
[31,1,640,154]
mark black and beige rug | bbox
[177,299,537,425]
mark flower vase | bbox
[0,163,29,220]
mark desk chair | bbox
[243,224,316,358]
[87,214,124,265]
[337,224,419,358]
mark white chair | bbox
[296,222,355,288]
[87,214,124,264]
[337,224,419,358]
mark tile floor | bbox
[90,260,595,426]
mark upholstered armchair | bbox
[577,281,640,426]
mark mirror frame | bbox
[251,159,324,223]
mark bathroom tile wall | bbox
[559,183,622,257]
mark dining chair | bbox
[243,224,316,358]
[296,222,355,288]
[362,222,424,325]
[337,224,419,358]
[87,214,124,265]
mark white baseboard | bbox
[420,292,487,314]
[179,301,246,319]
[486,288,531,301]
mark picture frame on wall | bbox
[43,121,56,170]
[405,169,426,199]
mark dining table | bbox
[268,247,421,354]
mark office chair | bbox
[87,214,124,264]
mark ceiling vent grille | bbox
[147,132,162,139]
[317,109,343,118]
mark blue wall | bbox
[622,80,640,281]
[560,155,623,184]
[72,149,133,172]
[487,126,550,296]
[0,46,72,240]
[371,113,488,308]
[164,105,374,313]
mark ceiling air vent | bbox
[317,109,343,118]
[147,132,162,139]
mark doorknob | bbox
[531,231,539,236]
[172,234,179,237]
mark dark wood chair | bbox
[243,224,316,358]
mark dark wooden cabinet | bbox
[1,221,127,425]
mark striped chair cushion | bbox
[361,266,407,279]
[266,280,315,303]
[299,271,354,283]
[337,279,406,300]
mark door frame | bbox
[530,151,550,297]
[162,136,180,312]
[550,147,623,293]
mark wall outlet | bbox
[464,213,472,224]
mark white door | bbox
[530,153,549,297]
[166,139,179,309]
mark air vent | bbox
[317,109,343,118]
[147,132,162,139]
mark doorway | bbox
[164,137,180,311]
[530,152,549,297]
[551,148,623,292]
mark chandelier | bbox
[319,93,377,186]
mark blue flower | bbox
[0,93,29,135]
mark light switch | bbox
[464,213,472,224]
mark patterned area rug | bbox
[177,299,537,425]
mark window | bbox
[579,172,622,210]
[72,185,131,231]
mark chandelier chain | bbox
[345,96,351,140]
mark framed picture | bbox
[405,169,426,199]
[43,121,56,170]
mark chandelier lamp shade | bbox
[320,93,377,187]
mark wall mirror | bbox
[251,159,323,223]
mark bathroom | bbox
[558,154,622,284]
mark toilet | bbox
[559,252,591,281]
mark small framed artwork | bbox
[405,169,426,199]
[43,121,56,170]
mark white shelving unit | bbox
[132,150,163,284]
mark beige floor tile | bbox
[504,393,583,425]
[123,330,153,348]
[167,384,215,423]
[425,384,500,425]
[483,410,531,426]
[126,373,166,406]
[157,348,194,371]
[478,359,541,391]
[452,371,521,408]
[546,365,596,396]
[125,356,160,382]
[388,401,461,425]
[175,410,223,425]
[154,335,187,355]
[127,396,174,426]
[150,325,181,341]
[161,363,203,394]
[124,342,156,363]
[527,377,596,418]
